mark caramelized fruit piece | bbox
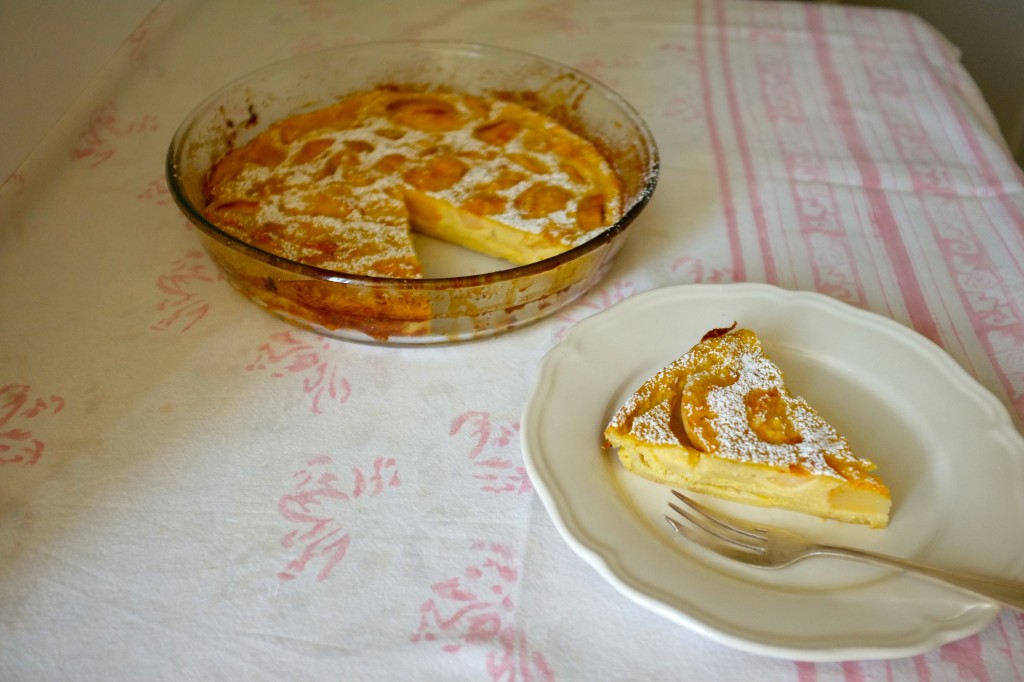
[514,183,572,218]
[403,156,470,192]
[387,96,464,132]
[474,119,521,145]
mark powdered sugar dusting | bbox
[608,330,873,480]
[630,401,680,445]
[694,350,849,477]
[606,354,689,435]
[203,89,621,277]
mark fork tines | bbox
[665,490,768,556]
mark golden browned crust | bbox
[202,87,623,278]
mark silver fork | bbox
[665,490,1024,611]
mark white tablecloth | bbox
[2,0,1023,679]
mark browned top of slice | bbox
[202,87,623,278]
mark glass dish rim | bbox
[164,39,661,290]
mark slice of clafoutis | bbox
[603,325,891,528]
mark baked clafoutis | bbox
[603,325,891,527]
[202,87,624,278]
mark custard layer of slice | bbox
[603,326,891,527]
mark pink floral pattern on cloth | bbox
[411,541,554,682]
[1,0,1024,679]
[0,384,64,466]
[277,455,400,582]
[450,411,530,495]
[246,331,353,413]
[151,250,220,332]
[70,100,158,168]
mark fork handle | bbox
[811,544,1024,612]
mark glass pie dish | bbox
[165,40,659,345]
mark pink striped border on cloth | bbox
[686,0,1024,421]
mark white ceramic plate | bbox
[522,283,1024,661]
